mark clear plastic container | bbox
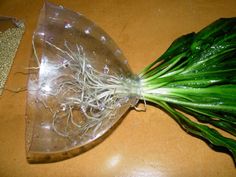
[26,2,139,163]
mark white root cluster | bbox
[36,40,139,139]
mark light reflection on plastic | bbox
[114,49,121,56]
[42,124,51,130]
[39,58,50,76]
[38,32,45,36]
[39,56,59,95]
[100,35,106,43]
[84,28,90,34]
[41,84,52,92]
[55,12,59,17]
[39,57,60,77]
[65,23,72,29]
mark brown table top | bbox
[0,0,236,176]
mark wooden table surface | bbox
[0,0,236,176]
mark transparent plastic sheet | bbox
[26,2,140,163]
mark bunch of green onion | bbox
[139,17,236,161]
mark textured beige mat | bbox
[0,17,24,95]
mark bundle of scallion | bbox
[139,17,236,161]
